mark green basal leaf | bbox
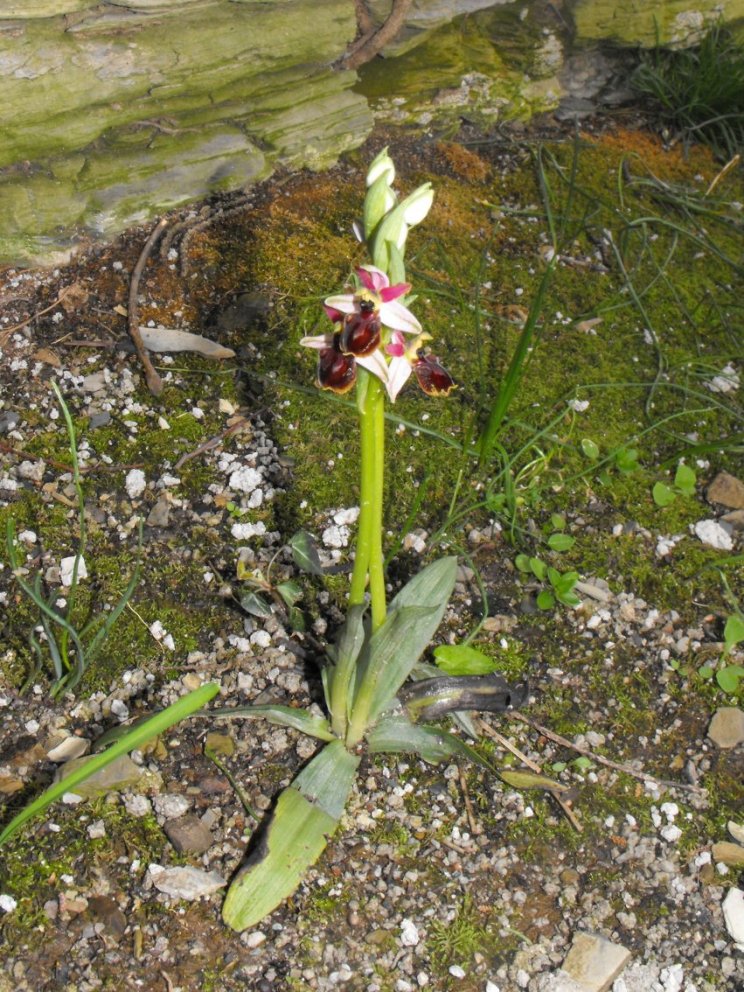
[499,770,566,791]
[717,665,744,694]
[653,482,676,507]
[581,438,600,460]
[327,604,367,734]
[530,557,547,580]
[615,447,639,474]
[536,589,555,610]
[553,570,579,594]
[547,533,575,552]
[290,530,324,577]
[723,614,744,653]
[276,580,303,608]
[287,605,306,631]
[550,513,566,531]
[515,554,532,573]
[698,665,714,680]
[222,741,360,932]
[556,588,582,608]
[0,683,220,847]
[240,591,273,619]
[674,463,697,496]
[347,557,457,742]
[367,714,473,764]
[433,644,497,676]
[210,704,336,742]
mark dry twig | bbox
[479,719,583,832]
[128,218,168,395]
[509,712,705,794]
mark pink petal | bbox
[385,356,413,403]
[323,303,345,323]
[324,293,356,315]
[379,299,422,335]
[386,330,406,357]
[379,282,411,303]
[357,265,389,294]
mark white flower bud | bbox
[366,146,395,187]
[400,183,434,226]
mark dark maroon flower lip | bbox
[413,353,456,397]
[339,310,382,357]
[317,333,357,394]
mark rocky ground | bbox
[0,122,743,992]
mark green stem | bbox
[348,370,387,631]
[368,375,386,631]
[349,371,374,607]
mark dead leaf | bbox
[139,327,235,359]
[494,304,529,327]
[575,317,603,333]
[59,281,89,313]
[32,347,61,367]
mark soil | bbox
[0,118,743,992]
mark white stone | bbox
[60,555,88,586]
[229,466,262,494]
[147,865,226,900]
[47,736,90,762]
[722,888,744,947]
[17,530,37,544]
[400,918,420,946]
[243,930,266,948]
[231,521,267,540]
[660,824,682,843]
[87,820,106,839]
[694,519,733,551]
[0,894,17,913]
[322,524,350,548]
[485,983,501,992]
[123,794,151,817]
[562,932,632,992]
[333,506,360,526]
[125,468,147,499]
[152,794,191,820]
[448,965,466,979]
[61,792,84,805]
[249,630,272,649]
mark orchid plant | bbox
[217,150,533,931]
[0,151,540,933]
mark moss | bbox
[0,796,167,944]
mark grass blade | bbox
[0,682,220,846]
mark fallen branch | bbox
[508,712,705,794]
[128,218,168,395]
[339,0,413,71]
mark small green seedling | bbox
[652,463,697,507]
[717,614,744,693]
[515,548,581,611]
[236,530,322,630]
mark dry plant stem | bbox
[128,218,168,395]
[340,0,413,70]
[509,712,705,794]
[479,719,583,833]
[457,763,480,835]
[173,417,251,470]
[0,285,74,347]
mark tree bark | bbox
[340,0,413,71]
